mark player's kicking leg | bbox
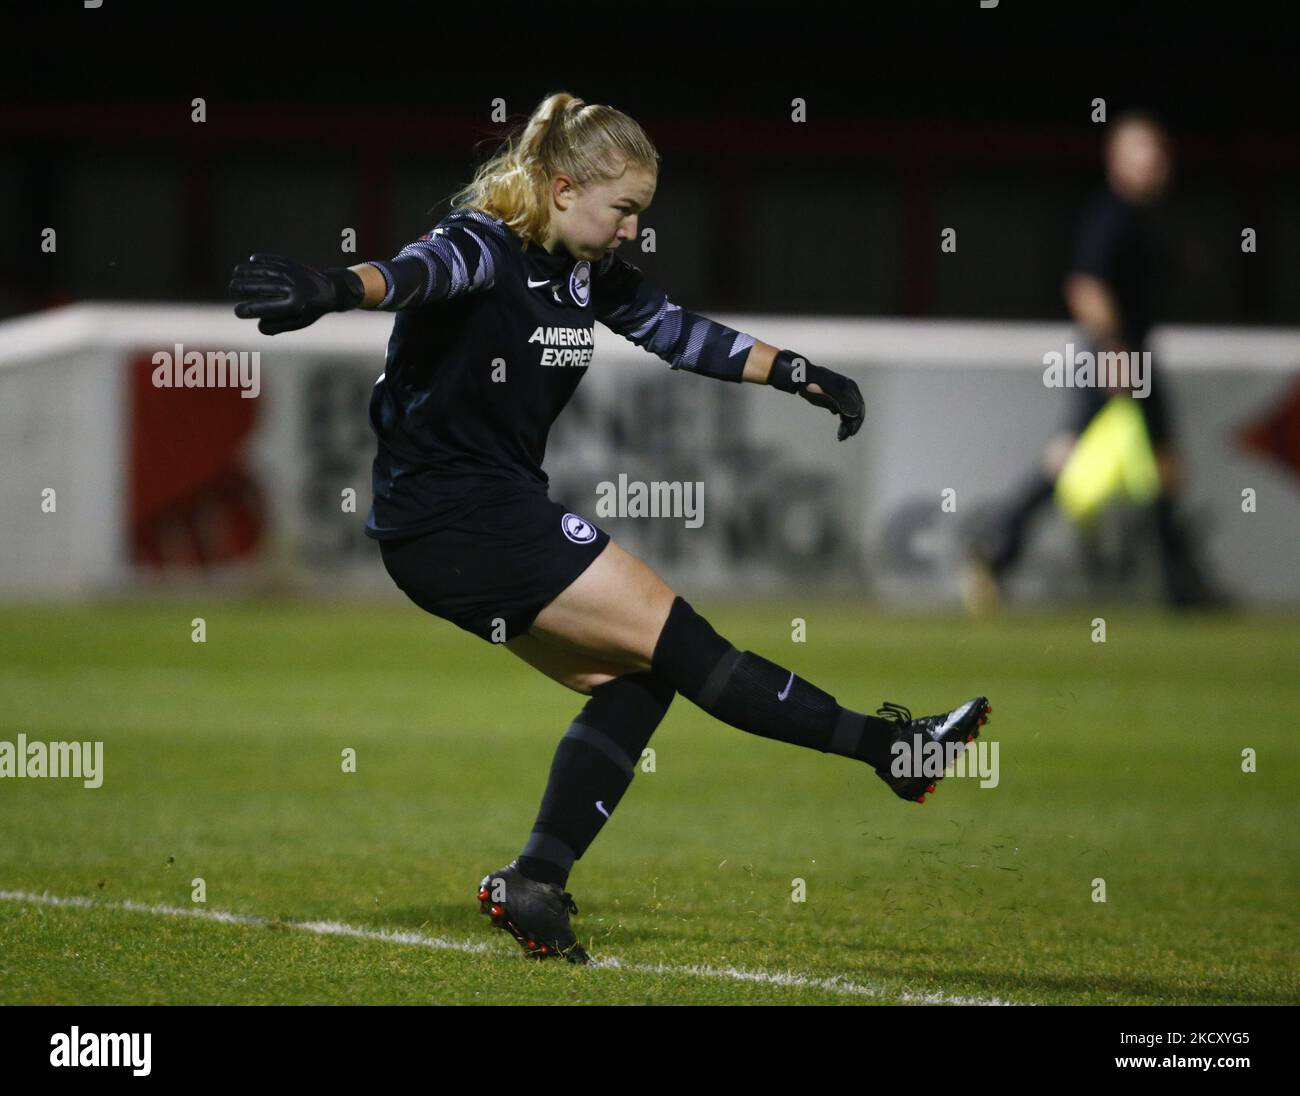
[531,539,992,806]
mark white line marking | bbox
[0,889,1023,1005]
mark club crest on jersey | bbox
[561,513,598,544]
[569,261,591,307]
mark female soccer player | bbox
[229,92,991,964]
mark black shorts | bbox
[378,489,610,644]
[1066,349,1172,449]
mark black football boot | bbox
[477,860,590,964]
[873,697,991,804]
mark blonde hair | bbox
[447,92,660,249]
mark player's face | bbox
[1107,122,1171,203]
[550,165,656,261]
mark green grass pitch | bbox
[0,600,1296,1005]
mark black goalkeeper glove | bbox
[766,348,865,441]
[228,253,366,335]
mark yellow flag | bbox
[1055,394,1161,525]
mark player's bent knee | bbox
[566,669,619,695]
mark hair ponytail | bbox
[445,91,660,249]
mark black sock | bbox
[649,596,897,768]
[517,670,675,888]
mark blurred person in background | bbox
[964,111,1222,612]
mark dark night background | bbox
[3,2,1297,326]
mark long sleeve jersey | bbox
[363,207,758,540]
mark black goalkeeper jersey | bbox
[363,207,757,541]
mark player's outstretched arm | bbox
[347,263,388,308]
[592,255,865,441]
[763,346,865,442]
[228,253,367,336]
[738,339,865,442]
[229,216,503,334]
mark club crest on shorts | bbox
[569,261,591,307]
[561,512,597,544]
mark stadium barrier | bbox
[1,304,1297,606]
